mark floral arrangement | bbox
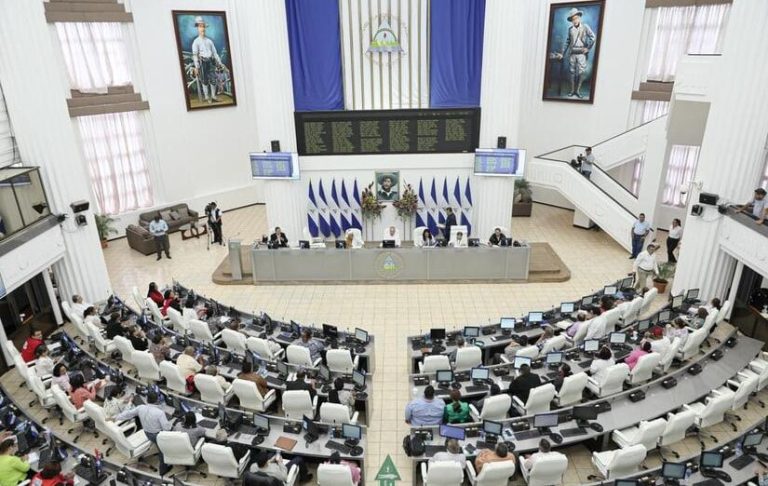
[360,182,385,220]
[393,182,419,220]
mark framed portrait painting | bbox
[376,171,400,202]
[542,1,605,103]
[172,10,237,111]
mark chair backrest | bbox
[627,296,644,323]
[425,461,463,485]
[195,374,227,404]
[479,394,512,421]
[539,335,567,357]
[421,355,451,374]
[556,372,589,407]
[641,288,658,314]
[320,402,354,425]
[603,308,622,334]
[201,443,240,478]
[699,391,734,428]
[132,350,161,381]
[146,298,164,324]
[131,286,145,311]
[628,352,662,384]
[159,361,189,394]
[326,349,355,373]
[50,384,81,422]
[317,464,355,486]
[12,353,32,382]
[515,346,540,360]
[61,301,74,322]
[527,452,568,486]
[523,383,556,415]
[715,300,731,325]
[69,312,89,338]
[657,337,681,373]
[454,346,482,371]
[113,336,136,365]
[221,329,247,353]
[282,390,314,420]
[190,319,215,343]
[232,379,266,410]
[659,410,697,446]
[571,318,591,344]
[413,226,428,247]
[86,322,110,352]
[449,225,468,244]
[167,307,189,333]
[632,418,668,451]
[157,431,197,466]
[104,421,137,456]
[731,374,759,410]
[28,372,53,405]
[596,363,630,397]
[286,345,314,367]
[606,444,647,478]
[475,459,516,485]
[83,400,109,435]
[678,328,707,361]
[246,337,277,360]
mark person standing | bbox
[633,244,659,291]
[149,214,171,261]
[206,202,223,246]
[116,391,172,475]
[629,213,653,259]
[191,16,223,104]
[443,207,457,242]
[581,147,595,179]
[553,8,596,99]
[666,218,683,263]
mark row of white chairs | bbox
[421,452,569,485]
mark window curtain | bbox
[663,144,700,207]
[55,22,132,93]
[631,156,644,196]
[642,100,670,123]
[760,151,768,190]
[646,4,730,82]
[77,112,153,214]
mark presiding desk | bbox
[249,245,531,283]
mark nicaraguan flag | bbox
[415,178,426,229]
[316,179,331,237]
[428,178,439,236]
[464,178,473,206]
[351,179,362,230]
[306,180,320,238]
[453,177,462,208]
[328,179,342,237]
[339,179,352,231]
[463,178,473,236]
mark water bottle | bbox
[735,440,743,456]
[683,465,692,485]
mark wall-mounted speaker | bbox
[497,136,506,149]
[70,200,90,213]
[270,140,281,152]
[698,192,719,205]
[691,204,703,216]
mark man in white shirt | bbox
[630,213,653,259]
[382,225,401,247]
[205,365,230,390]
[589,346,615,382]
[633,244,659,291]
[148,214,171,261]
[450,231,468,248]
[70,294,91,319]
[177,346,203,378]
[580,147,595,179]
[523,438,556,472]
[584,313,607,340]
[429,439,466,468]
[191,16,223,104]
[738,187,768,225]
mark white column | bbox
[0,1,111,303]
[673,0,768,297]
[42,268,63,326]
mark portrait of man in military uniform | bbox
[376,172,400,202]
[173,11,237,110]
[542,1,604,103]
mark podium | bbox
[228,239,243,281]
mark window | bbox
[641,100,669,124]
[630,156,644,196]
[55,22,131,92]
[77,112,153,214]
[645,4,730,82]
[663,145,700,207]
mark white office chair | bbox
[345,228,364,248]
[194,374,234,404]
[419,355,451,374]
[286,344,321,368]
[159,361,192,395]
[683,389,735,445]
[82,401,119,454]
[715,299,731,325]
[146,297,167,325]
[326,349,360,374]
[282,390,318,420]
[27,372,58,424]
[603,308,622,335]
[615,300,632,325]
[220,329,247,353]
[454,346,482,371]
[591,444,647,480]
[167,307,190,334]
[626,296,645,323]
[714,371,759,430]
[538,335,567,357]
[303,226,327,248]
[113,336,138,370]
[132,350,161,382]
[69,313,91,342]
[500,345,539,364]
[85,322,116,356]
[231,379,276,412]
[676,327,708,361]
[157,431,206,479]
[612,418,667,457]
[189,319,221,345]
[742,351,768,404]
[466,459,516,486]
[469,394,511,422]
[554,372,588,407]
[655,337,681,374]
[317,463,359,486]
[565,318,591,346]
[201,443,250,481]
[131,286,146,312]
[519,452,568,486]
[246,336,284,361]
[512,383,556,416]
[103,421,156,470]
[50,384,94,441]
[586,363,630,398]
[627,352,661,385]
[449,225,468,243]
[657,410,697,460]
[320,402,359,425]
[413,226,428,247]
[420,460,464,486]
[640,288,658,316]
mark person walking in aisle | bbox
[634,244,659,291]
[149,214,171,260]
[666,218,683,263]
[629,213,653,259]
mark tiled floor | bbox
[94,203,682,484]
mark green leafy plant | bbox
[654,262,676,283]
[95,214,118,241]
[360,182,385,220]
[392,182,419,220]
[514,178,533,203]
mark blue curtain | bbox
[429,0,486,108]
[285,0,344,111]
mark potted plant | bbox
[95,214,118,248]
[513,178,533,217]
[653,262,676,294]
[360,182,385,221]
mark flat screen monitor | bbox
[483,420,502,436]
[603,286,617,296]
[686,288,700,300]
[560,302,575,314]
[658,310,672,323]
[430,328,446,341]
[322,324,338,340]
[355,328,369,343]
[302,415,319,436]
[572,406,599,421]
[583,339,600,352]
[500,317,516,329]
[253,413,269,431]
[474,148,526,177]
[353,369,366,388]
[249,351,262,369]
[463,326,480,338]
[671,295,684,309]
[335,240,346,249]
[470,367,490,381]
[620,277,634,289]
[249,152,299,180]
[513,356,532,369]
[613,481,639,486]
[609,332,626,344]
[290,321,301,336]
[661,463,686,480]
[439,424,466,441]
[546,352,563,365]
[527,312,543,324]
[581,296,594,307]
[700,451,723,468]
[276,361,288,377]
[382,239,396,248]
[742,431,764,448]
[342,423,362,441]
[533,413,559,429]
[636,319,651,333]
[436,370,454,383]
[318,364,331,382]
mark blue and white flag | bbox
[415,178,426,229]
[328,179,342,237]
[316,179,331,237]
[339,179,352,232]
[462,178,473,236]
[428,178,439,236]
[351,179,362,230]
[307,180,320,238]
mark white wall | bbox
[0,226,65,294]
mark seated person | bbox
[70,294,91,319]
[328,377,355,414]
[176,346,203,378]
[690,307,709,329]
[293,328,325,363]
[522,438,555,473]
[551,363,572,392]
[417,228,436,248]
[0,438,33,486]
[105,312,126,340]
[32,461,74,486]
[34,345,56,377]
[183,297,202,322]
[647,326,671,355]
[21,327,44,363]
[508,364,541,405]
[584,312,608,340]
[447,337,465,363]
[285,369,316,400]
[147,282,164,306]
[449,231,468,248]
[443,390,471,424]
[173,411,206,446]
[534,327,554,350]
[69,374,104,409]
[204,365,230,390]
[494,335,529,364]
[589,346,615,382]
[128,325,148,352]
[344,229,364,249]
[474,442,515,473]
[250,451,310,484]
[237,361,269,396]
[269,227,289,248]
[738,187,768,224]
[382,225,401,247]
[102,387,134,419]
[52,363,72,392]
[405,385,445,426]
[625,341,651,370]
[149,333,171,363]
[161,290,180,317]
[667,317,690,346]
[488,227,507,246]
[82,306,101,328]
[566,312,589,338]
[324,451,360,484]
[471,383,502,413]
[429,439,466,468]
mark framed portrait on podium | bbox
[542,1,605,103]
[376,171,400,202]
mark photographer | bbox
[206,202,223,245]
[580,147,594,179]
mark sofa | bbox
[126,204,201,255]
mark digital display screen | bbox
[661,463,686,479]
[500,317,516,329]
[700,451,723,468]
[584,339,600,352]
[533,413,559,428]
[528,312,543,323]
[513,356,532,369]
[474,148,526,177]
[637,319,650,332]
[671,295,684,309]
[436,370,454,383]
[560,303,575,314]
[658,310,672,322]
[439,424,466,440]
[603,286,617,295]
[353,369,366,387]
[546,352,563,364]
[355,328,369,343]
[463,326,480,338]
[471,367,489,381]
[342,423,362,440]
[483,420,502,436]
[686,288,700,300]
[253,414,269,430]
[249,152,298,179]
[609,332,626,344]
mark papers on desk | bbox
[274,436,297,452]
[555,320,573,331]
[27,451,39,465]
[219,316,231,325]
